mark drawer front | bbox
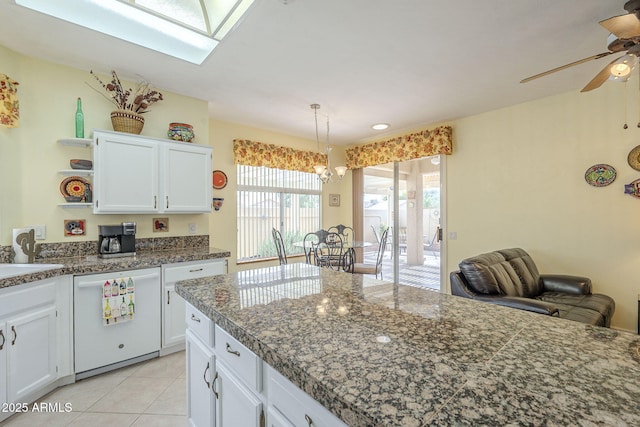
[164,259,226,283]
[214,325,261,392]
[185,303,213,346]
[268,366,347,427]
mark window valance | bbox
[233,139,327,173]
[345,125,452,169]
[0,73,19,128]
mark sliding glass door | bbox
[362,156,442,290]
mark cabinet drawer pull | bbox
[226,342,240,357]
[0,329,4,350]
[203,361,211,388]
[189,268,204,273]
[212,371,219,399]
[305,414,313,426]
[11,326,17,345]
[191,313,201,323]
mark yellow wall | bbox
[0,45,210,244]
[208,119,352,272]
[447,81,639,332]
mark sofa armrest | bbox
[540,274,591,295]
[474,295,560,316]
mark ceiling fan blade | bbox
[600,14,640,39]
[520,52,614,83]
[580,56,624,92]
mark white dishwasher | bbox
[74,267,161,379]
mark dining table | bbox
[293,239,372,271]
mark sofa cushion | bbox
[537,292,615,327]
[459,248,543,297]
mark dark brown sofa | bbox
[450,248,615,327]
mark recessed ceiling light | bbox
[371,123,389,131]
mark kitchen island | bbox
[176,263,640,426]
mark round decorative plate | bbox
[584,164,616,187]
[60,176,90,198]
[213,170,228,189]
[628,145,640,171]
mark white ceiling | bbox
[0,0,629,145]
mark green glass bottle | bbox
[75,97,84,138]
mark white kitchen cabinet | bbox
[185,301,344,427]
[93,130,212,214]
[0,278,59,421]
[7,305,57,402]
[215,361,264,427]
[93,131,159,213]
[162,259,227,350]
[161,142,212,213]
[186,329,216,427]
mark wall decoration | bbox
[213,170,228,189]
[60,176,90,202]
[624,179,640,198]
[0,73,19,128]
[628,145,640,171]
[584,164,616,187]
[153,217,169,232]
[64,219,86,236]
[213,197,224,211]
[329,194,341,207]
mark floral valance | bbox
[345,125,452,169]
[233,139,327,173]
[0,73,19,128]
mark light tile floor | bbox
[0,351,188,427]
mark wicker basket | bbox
[110,110,145,134]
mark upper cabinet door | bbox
[161,143,212,213]
[93,131,159,213]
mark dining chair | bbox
[314,232,344,270]
[352,227,389,279]
[271,227,288,265]
[327,224,354,243]
[303,230,328,265]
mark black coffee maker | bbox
[98,222,136,258]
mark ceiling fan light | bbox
[611,62,632,77]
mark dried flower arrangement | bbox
[89,70,163,114]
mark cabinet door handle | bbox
[154,196,157,209]
[191,313,201,323]
[167,290,170,304]
[166,195,169,209]
[189,268,204,273]
[212,371,219,399]
[0,329,4,350]
[226,342,240,357]
[11,326,16,345]
[203,361,211,388]
[305,414,314,426]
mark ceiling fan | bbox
[521,0,640,92]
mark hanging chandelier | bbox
[311,103,347,183]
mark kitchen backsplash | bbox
[0,235,209,262]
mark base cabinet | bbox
[186,330,215,427]
[163,259,227,349]
[0,278,60,422]
[185,302,346,427]
[216,361,264,427]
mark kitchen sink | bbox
[0,263,64,280]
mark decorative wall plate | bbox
[213,170,228,189]
[628,145,640,171]
[584,164,616,187]
[60,176,90,198]
[624,178,640,198]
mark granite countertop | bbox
[176,263,640,426]
[0,247,230,289]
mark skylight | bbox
[15,0,255,64]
